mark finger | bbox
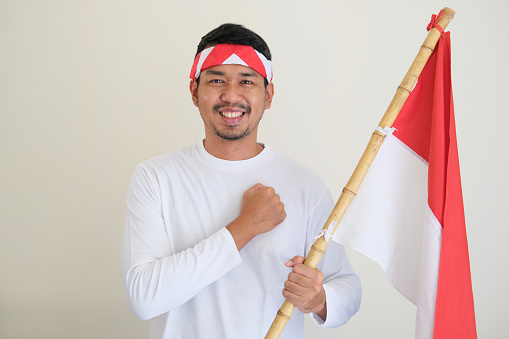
[282,287,300,306]
[292,264,324,281]
[287,271,313,288]
[283,278,325,314]
[283,280,308,302]
[287,268,324,298]
[292,256,306,264]
[282,282,315,313]
[284,256,305,268]
[285,274,309,292]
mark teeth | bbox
[221,111,243,118]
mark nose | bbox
[220,83,243,103]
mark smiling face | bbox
[190,64,274,146]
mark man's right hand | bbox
[226,183,286,250]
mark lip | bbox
[219,110,245,125]
[216,106,244,124]
[220,109,243,117]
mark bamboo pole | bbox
[264,7,456,339]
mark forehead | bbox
[202,64,264,79]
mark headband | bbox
[190,44,273,83]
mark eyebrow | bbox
[204,69,258,78]
[205,69,225,76]
[239,71,257,77]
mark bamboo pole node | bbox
[277,311,291,320]
[421,44,435,52]
[264,7,456,339]
[372,130,387,140]
[310,245,325,254]
[342,187,356,197]
[397,85,412,94]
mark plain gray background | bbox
[1,0,507,338]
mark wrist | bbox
[226,217,255,251]
[314,288,327,321]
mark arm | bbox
[121,165,242,320]
[121,166,286,320]
[282,188,361,327]
[226,183,286,250]
[311,240,362,327]
[283,255,327,319]
[308,191,362,327]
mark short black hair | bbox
[195,23,271,61]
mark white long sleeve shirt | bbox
[121,142,361,338]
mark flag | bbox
[335,32,477,338]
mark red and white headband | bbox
[190,44,273,83]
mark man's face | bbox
[190,64,274,142]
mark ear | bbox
[189,79,199,107]
[264,82,274,109]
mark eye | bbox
[240,80,254,85]
[210,79,224,83]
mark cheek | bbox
[256,94,269,110]
[196,89,215,106]
[196,93,217,114]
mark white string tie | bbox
[314,221,335,242]
[375,126,397,137]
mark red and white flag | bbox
[335,32,477,338]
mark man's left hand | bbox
[283,256,327,321]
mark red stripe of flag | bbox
[393,32,477,338]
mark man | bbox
[121,23,361,338]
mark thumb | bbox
[285,255,306,267]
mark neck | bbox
[203,136,264,161]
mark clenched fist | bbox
[226,183,286,250]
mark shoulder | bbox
[127,144,204,190]
[265,147,334,224]
[127,144,203,197]
[268,147,328,189]
[136,144,199,173]
[265,147,331,207]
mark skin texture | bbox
[284,256,327,320]
[190,64,273,161]
[189,63,327,320]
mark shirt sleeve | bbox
[121,165,242,320]
[306,189,362,328]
